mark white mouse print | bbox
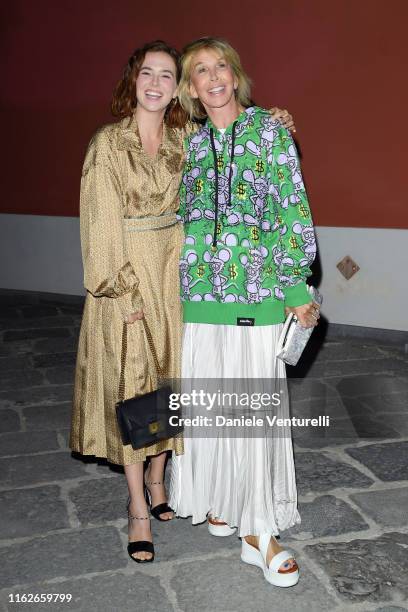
[203,248,238,301]
[205,164,242,226]
[292,223,316,265]
[180,247,205,298]
[242,169,274,231]
[239,246,272,303]
[180,167,203,222]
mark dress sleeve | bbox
[80,131,143,320]
[176,136,190,223]
[183,120,199,137]
[270,126,317,307]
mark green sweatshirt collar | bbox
[206,106,254,135]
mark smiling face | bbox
[189,48,238,113]
[135,51,178,113]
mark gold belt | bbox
[123,213,178,232]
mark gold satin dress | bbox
[70,114,186,465]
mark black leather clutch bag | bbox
[116,320,182,451]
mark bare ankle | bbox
[145,471,164,483]
[244,535,258,547]
[128,496,148,512]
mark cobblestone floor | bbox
[0,290,407,612]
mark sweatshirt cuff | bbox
[282,282,311,307]
[117,288,144,321]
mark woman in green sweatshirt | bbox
[170,37,320,587]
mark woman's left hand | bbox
[285,301,320,328]
[126,310,144,324]
[269,107,296,133]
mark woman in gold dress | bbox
[70,41,187,563]
[70,39,295,563]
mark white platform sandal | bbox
[208,516,236,537]
[241,533,299,587]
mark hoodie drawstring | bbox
[209,121,237,251]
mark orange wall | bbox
[1,0,407,228]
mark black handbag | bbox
[115,318,182,450]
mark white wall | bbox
[315,226,407,331]
[0,214,84,296]
[0,214,406,331]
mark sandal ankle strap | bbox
[259,533,272,562]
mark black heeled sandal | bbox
[127,500,155,563]
[144,479,174,522]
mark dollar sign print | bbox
[251,227,260,242]
[299,204,309,219]
[237,183,246,199]
[255,160,265,173]
[197,264,205,277]
[228,263,238,279]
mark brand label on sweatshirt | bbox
[237,317,255,326]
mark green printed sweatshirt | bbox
[178,106,316,326]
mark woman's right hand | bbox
[126,310,144,324]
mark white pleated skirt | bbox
[169,323,301,537]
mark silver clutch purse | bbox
[277,286,323,366]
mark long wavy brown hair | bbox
[111,40,189,129]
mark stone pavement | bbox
[0,289,407,612]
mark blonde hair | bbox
[178,37,252,120]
